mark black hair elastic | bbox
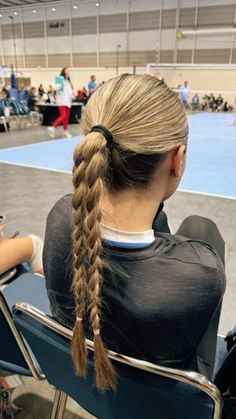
[90,125,113,147]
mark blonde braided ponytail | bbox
[72,132,116,391]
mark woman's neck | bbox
[100,188,163,232]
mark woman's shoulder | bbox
[46,194,72,229]
[156,232,225,284]
[49,194,72,212]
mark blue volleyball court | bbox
[0,113,235,199]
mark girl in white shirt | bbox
[48,67,74,138]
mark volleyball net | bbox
[146,63,236,109]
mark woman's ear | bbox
[171,145,186,180]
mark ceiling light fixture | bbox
[52,7,56,12]
[96,2,100,6]
[33,10,37,13]
[14,11,18,15]
[73,5,78,9]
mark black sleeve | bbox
[43,194,75,327]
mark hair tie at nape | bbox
[90,125,113,147]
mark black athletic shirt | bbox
[43,195,225,374]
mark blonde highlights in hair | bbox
[71,74,188,391]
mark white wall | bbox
[72,35,97,53]
[16,66,236,101]
[1,0,236,69]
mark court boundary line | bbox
[178,188,236,201]
[0,136,81,154]
[0,160,71,174]
[190,134,236,140]
[0,160,235,201]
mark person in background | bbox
[38,84,45,97]
[201,95,208,111]
[48,91,56,104]
[82,87,89,104]
[229,99,236,126]
[179,81,190,109]
[47,85,53,94]
[224,101,230,112]
[48,67,74,139]
[192,93,199,111]
[88,75,97,96]
[10,64,17,89]
[209,93,216,111]
[28,87,38,112]
[216,94,223,111]
[82,86,88,97]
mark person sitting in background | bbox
[201,95,208,111]
[216,94,224,111]
[223,101,229,112]
[28,87,38,112]
[0,223,43,276]
[192,93,199,111]
[46,85,55,104]
[82,87,89,105]
[76,88,88,105]
[82,86,88,97]
[88,75,97,96]
[47,85,53,94]
[48,92,56,104]
[209,93,216,111]
[2,85,10,99]
[44,74,225,391]
[38,84,45,97]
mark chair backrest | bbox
[214,340,236,396]
[13,302,222,419]
[0,293,32,376]
[0,273,46,380]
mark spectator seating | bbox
[0,99,42,132]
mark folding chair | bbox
[13,300,223,419]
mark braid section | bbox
[71,133,115,390]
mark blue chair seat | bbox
[2,273,51,315]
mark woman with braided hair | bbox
[44,74,225,391]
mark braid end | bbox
[71,320,87,377]
[93,334,116,392]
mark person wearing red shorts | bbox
[48,67,74,138]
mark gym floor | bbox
[0,115,235,418]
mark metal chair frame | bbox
[0,116,8,132]
[0,268,17,287]
[13,301,223,419]
[0,294,44,381]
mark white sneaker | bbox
[48,126,56,138]
[64,130,72,138]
